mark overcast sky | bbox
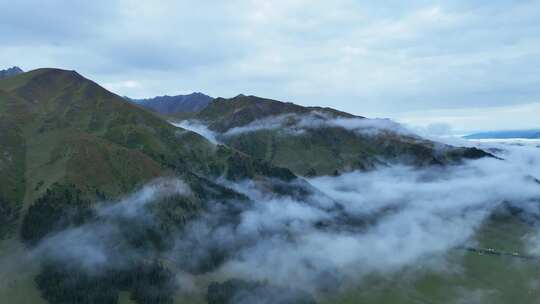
[1,0,539,132]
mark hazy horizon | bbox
[2,0,539,133]
[2,4,540,301]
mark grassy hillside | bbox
[194,95,490,176]
[0,68,311,304]
[0,69,297,239]
[197,94,357,133]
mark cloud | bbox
[12,140,540,300]
[172,120,221,144]
[1,0,539,130]
[31,178,190,272]
[103,80,140,92]
[224,114,297,136]
[223,111,415,137]
[327,116,414,136]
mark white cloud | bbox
[171,120,221,144]
[103,80,140,92]
[1,0,539,131]
[31,178,190,271]
[165,140,540,292]
[223,111,415,137]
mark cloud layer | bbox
[208,146,540,291]
[1,0,539,131]
[224,111,415,137]
[4,139,540,302]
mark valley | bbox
[0,68,539,304]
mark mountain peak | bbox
[0,66,24,79]
[130,92,213,114]
[0,68,90,95]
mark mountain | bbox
[191,95,490,176]
[0,69,299,239]
[464,129,540,139]
[0,68,327,304]
[0,68,529,304]
[0,66,23,79]
[130,92,213,114]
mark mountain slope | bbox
[197,94,357,132]
[0,68,321,304]
[0,69,298,238]
[192,95,490,176]
[130,92,213,114]
[0,69,169,203]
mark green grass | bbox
[4,215,539,304]
[320,217,540,304]
[0,68,300,238]
[0,239,46,304]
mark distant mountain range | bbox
[464,129,540,139]
[0,66,23,79]
[129,92,213,114]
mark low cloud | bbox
[172,120,221,144]
[224,111,415,137]
[165,141,540,294]
[14,140,540,301]
[31,179,190,272]
[225,114,298,136]
[326,116,414,136]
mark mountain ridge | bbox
[0,68,302,238]
[0,67,515,304]
[129,92,213,114]
[189,95,491,176]
[0,66,24,79]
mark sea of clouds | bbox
[4,118,540,302]
[175,142,540,292]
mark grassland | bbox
[320,216,540,304]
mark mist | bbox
[172,111,417,143]
[173,145,540,292]
[224,112,416,137]
[19,138,540,301]
[172,120,221,144]
[31,179,191,272]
